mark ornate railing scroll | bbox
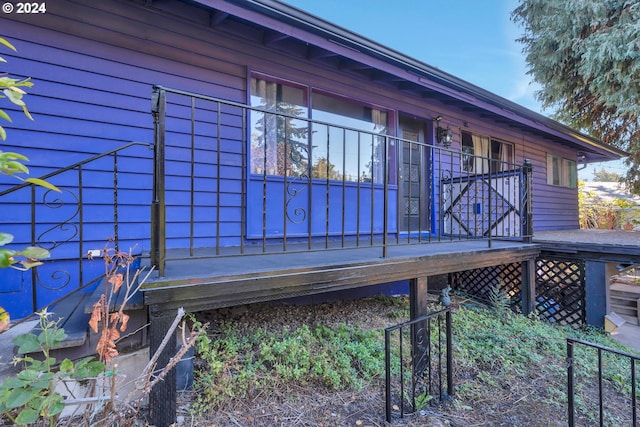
[384,308,453,423]
[0,141,151,314]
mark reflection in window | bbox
[249,75,389,184]
[250,77,308,176]
[311,91,387,183]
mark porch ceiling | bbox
[186,0,625,163]
[142,240,540,313]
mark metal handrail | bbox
[567,338,639,426]
[0,141,151,197]
[0,141,152,313]
[385,308,453,422]
[151,85,534,276]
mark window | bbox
[461,130,514,173]
[249,74,389,184]
[311,91,388,183]
[250,76,308,176]
[547,154,577,188]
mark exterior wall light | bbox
[437,125,453,147]
[433,115,453,148]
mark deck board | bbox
[142,239,540,313]
[534,230,640,262]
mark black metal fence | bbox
[151,85,534,277]
[567,338,639,426]
[384,308,453,423]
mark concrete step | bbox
[611,285,639,326]
[19,271,148,361]
[611,282,640,297]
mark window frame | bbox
[248,72,392,185]
[546,154,577,188]
[460,130,515,173]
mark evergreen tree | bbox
[512,0,640,193]
[593,168,622,182]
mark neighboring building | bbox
[0,2,630,424]
[581,181,640,230]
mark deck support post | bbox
[149,309,177,427]
[409,277,429,374]
[521,258,535,315]
[585,261,617,327]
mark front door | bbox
[399,115,430,234]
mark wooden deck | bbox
[141,239,540,313]
[534,230,640,262]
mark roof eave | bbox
[193,0,626,161]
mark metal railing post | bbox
[385,308,453,422]
[151,86,167,276]
[522,158,533,243]
[385,329,392,423]
[383,135,389,257]
[488,158,493,247]
[446,309,454,397]
[567,339,575,427]
[632,358,637,426]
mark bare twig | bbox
[137,307,185,391]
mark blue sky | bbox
[282,0,626,180]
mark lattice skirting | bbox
[453,257,586,326]
[535,257,586,326]
[454,263,523,313]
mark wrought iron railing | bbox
[384,308,453,423]
[567,338,639,426]
[151,85,534,276]
[0,142,152,314]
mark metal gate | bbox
[567,338,639,426]
[441,170,522,238]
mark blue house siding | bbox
[522,135,580,230]
[0,0,619,319]
[245,179,395,238]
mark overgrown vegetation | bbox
[579,180,639,229]
[0,310,104,426]
[0,244,201,426]
[190,318,387,415]
[189,294,639,426]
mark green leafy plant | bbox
[0,309,104,426]
[0,37,59,272]
[414,389,433,411]
[190,316,386,415]
[487,279,511,317]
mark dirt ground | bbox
[167,296,572,427]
